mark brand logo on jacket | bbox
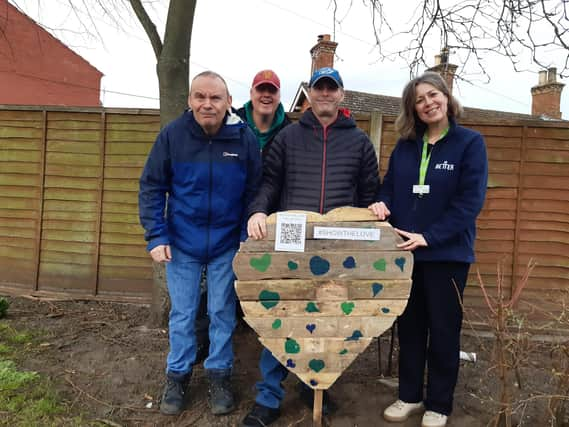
[434,161,454,171]
[223,152,239,158]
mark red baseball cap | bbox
[252,69,280,89]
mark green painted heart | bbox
[250,253,272,272]
[341,301,355,315]
[309,359,325,373]
[285,338,301,354]
[259,290,280,309]
[287,260,298,270]
[305,302,319,313]
[373,258,386,271]
[272,319,282,329]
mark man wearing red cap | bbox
[236,69,291,153]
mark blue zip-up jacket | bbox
[379,119,488,263]
[139,110,261,261]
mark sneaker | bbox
[383,399,425,422]
[160,373,190,415]
[298,383,337,415]
[422,410,448,427]
[241,403,281,427]
[207,373,235,415]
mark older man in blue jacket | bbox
[139,71,261,416]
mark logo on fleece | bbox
[434,161,455,171]
[223,152,239,158]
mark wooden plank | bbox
[0,110,43,121]
[42,210,98,221]
[47,111,101,122]
[41,250,94,265]
[519,220,569,233]
[104,155,147,167]
[0,161,41,174]
[41,230,96,243]
[487,173,519,188]
[102,201,138,214]
[46,129,100,142]
[0,186,41,198]
[483,136,521,149]
[105,130,157,142]
[476,219,516,230]
[525,127,569,140]
[40,240,96,255]
[0,218,36,229]
[522,175,567,190]
[244,315,395,339]
[518,230,569,244]
[0,197,39,210]
[104,166,143,179]
[46,152,100,166]
[42,219,97,232]
[39,261,95,277]
[522,188,569,202]
[487,148,521,161]
[0,226,36,239]
[0,174,41,186]
[43,188,98,202]
[525,149,569,163]
[99,255,150,268]
[242,224,402,253]
[43,200,98,212]
[100,233,146,245]
[0,127,42,138]
[241,299,408,317]
[46,164,100,178]
[98,265,153,280]
[46,120,101,130]
[519,211,569,223]
[0,245,35,259]
[47,140,100,154]
[102,190,139,204]
[101,222,144,234]
[520,199,568,214]
[103,179,139,192]
[488,160,519,174]
[266,207,379,224]
[0,236,36,249]
[260,337,372,355]
[235,278,411,301]
[105,142,153,155]
[0,138,42,150]
[233,251,413,280]
[101,212,139,224]
[99,243,148,258]
[0,150,41,162]
[523,162,569,176]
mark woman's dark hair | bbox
[395,71,462,139]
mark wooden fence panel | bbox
[1,107,568,319]
[0,110,44,288]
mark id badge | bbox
[413,184,430,195]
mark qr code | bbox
[279,223,303,245]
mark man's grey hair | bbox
[191,71,231,98]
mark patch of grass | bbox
[0,323,94,426]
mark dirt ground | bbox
[1,296,563,426]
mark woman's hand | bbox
[368,201,391,220]
[394,228,428,251]
[247,212,268,240]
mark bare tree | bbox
[343,0,569,81]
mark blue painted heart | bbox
[306,323,316,334]
[395,257,406,272]
[310,379,318,386]
[309,256,330,276]
[345,330,363,341]
[372,282,384,297]
[381,307,390,314]
[286,359,296,368]
[342,256,356,269]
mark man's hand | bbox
[394,228,428,251]
[247,212,268,240]
[149,244,172,263]
[368,201,391,220]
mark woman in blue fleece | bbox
[369,72,488,427]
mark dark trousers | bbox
[398,261,470,415]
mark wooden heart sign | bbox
[233,207,412,390]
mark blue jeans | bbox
[255,348,289,408]
[165,245,237,375]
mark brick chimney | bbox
[531,68,565,119]
[310,34,338,75]
[426,47,458,93]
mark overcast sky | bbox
[11,0,569,118]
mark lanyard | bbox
[419,127,448,185]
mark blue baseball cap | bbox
[309,67,344,88]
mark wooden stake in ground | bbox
[313,389,323,427]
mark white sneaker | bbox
[383,399,425,422]
[421,410,448,427]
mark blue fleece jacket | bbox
[139,110,261,261]
[379,119,488,263]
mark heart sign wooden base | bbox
[233,207,413,391]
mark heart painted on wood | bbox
[309,359,325,373]
[341,301,355,315]
[250,253,272,272]
[259,290,280,309]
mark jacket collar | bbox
[185,109,246,140]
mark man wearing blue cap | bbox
[241,67,381,427]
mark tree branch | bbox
[128,0,162,60]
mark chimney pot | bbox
[434,54,441,66]
[318,34,331,42]
[538,70,547,85]
[548,67,557,83]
